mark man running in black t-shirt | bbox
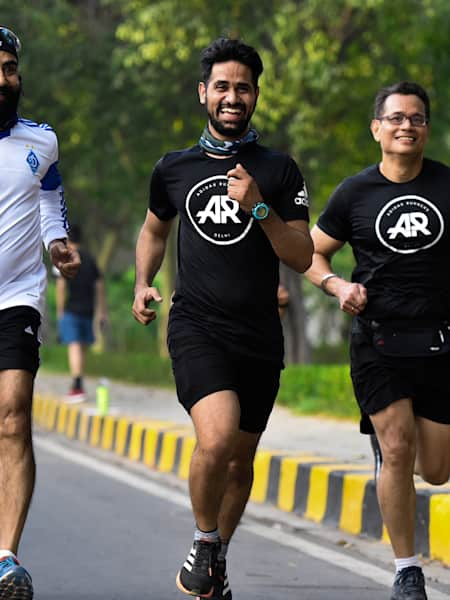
[133,37,313,599]
[305,81,450,600]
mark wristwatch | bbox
[251,201,270,220]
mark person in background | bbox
[277,283,290,319]
[305,81,450,600]
[0,26,79,598]
[55,224,107,402]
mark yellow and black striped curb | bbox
[33,394,450,566]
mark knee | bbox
[196,440,233,466]
[382,434,415,469]
[227,457,253,487]
[0,408,31,441]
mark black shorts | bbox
[168,330,281,434]
[0,306,41,376]
[350,327,450,433]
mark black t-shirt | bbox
[317,158,450,321]
[149,142,310,364]
[65,249,101,317]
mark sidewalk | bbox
[33,372,450,566]
[34,372,370,462]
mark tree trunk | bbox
[157,226,177,357]
[280,263,311,364]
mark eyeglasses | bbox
[0,26,21,54]
[378,113,428,127]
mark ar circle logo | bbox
[185,175,252,245]
[375,195,444,254]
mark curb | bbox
[33,394,450,566]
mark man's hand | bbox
[332,280,368,316]
[133,285,163,325]
[226,163,263,213]
[49,240,80,279]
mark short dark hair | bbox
[200,37,263,88]
[68,223,81,244]
[374,81,430,121]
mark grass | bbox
[39,345,174,389]
[40,346,358,420]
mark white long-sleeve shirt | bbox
[0,117,69,316]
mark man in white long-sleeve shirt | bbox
[0,26,79,598]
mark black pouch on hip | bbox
[371,320,450,358]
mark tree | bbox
[7,0,450,360]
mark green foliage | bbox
[5,0,450,360]
[40,345,357,419]
[278,363,359,419]
[40,344,174,388]
[45,266,162,352]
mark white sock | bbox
[194,527,219,543]
[0,550,15,560]
[395,555,420,573]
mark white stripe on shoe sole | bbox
[34,436,449,600]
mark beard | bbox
[207,98,256,138]
[0,81,21,129]
[208,112,250,137]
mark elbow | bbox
[295,244,314,273]
[300,254,313,273]
[282,253,313,274]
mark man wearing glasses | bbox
[0,26,79,598]
[305,81,450,600]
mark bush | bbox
[45,266,162,353]
[40,345,174,389]
[278,363,359,420]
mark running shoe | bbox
[390,566,427,600]
[0,555,33,599]
[370,433,383,481]
[64,388,86,404]
[200,559,232,600]
[176,540,220,597]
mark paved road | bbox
[19,435,399,600]
[32,372,450,593]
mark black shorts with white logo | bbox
[0,306,41,376]
[168,327,281,434]
[350,325,450,433]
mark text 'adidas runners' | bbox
[176,540,219,597]
[390,566,427,600]
[0,556,33,599]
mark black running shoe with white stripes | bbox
[211,559,232,600]
[176,540,220,597]
[390,566,428,600]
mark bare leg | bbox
[0,370,35,554]
[218,431,260,543]
[67,342,85,381]
[415,417,450,484]
[370,399,416,558]
[189,391,240,532]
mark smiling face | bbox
[198,60,259,140]
[370,93,429,159]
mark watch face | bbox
[253,202,269,220]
